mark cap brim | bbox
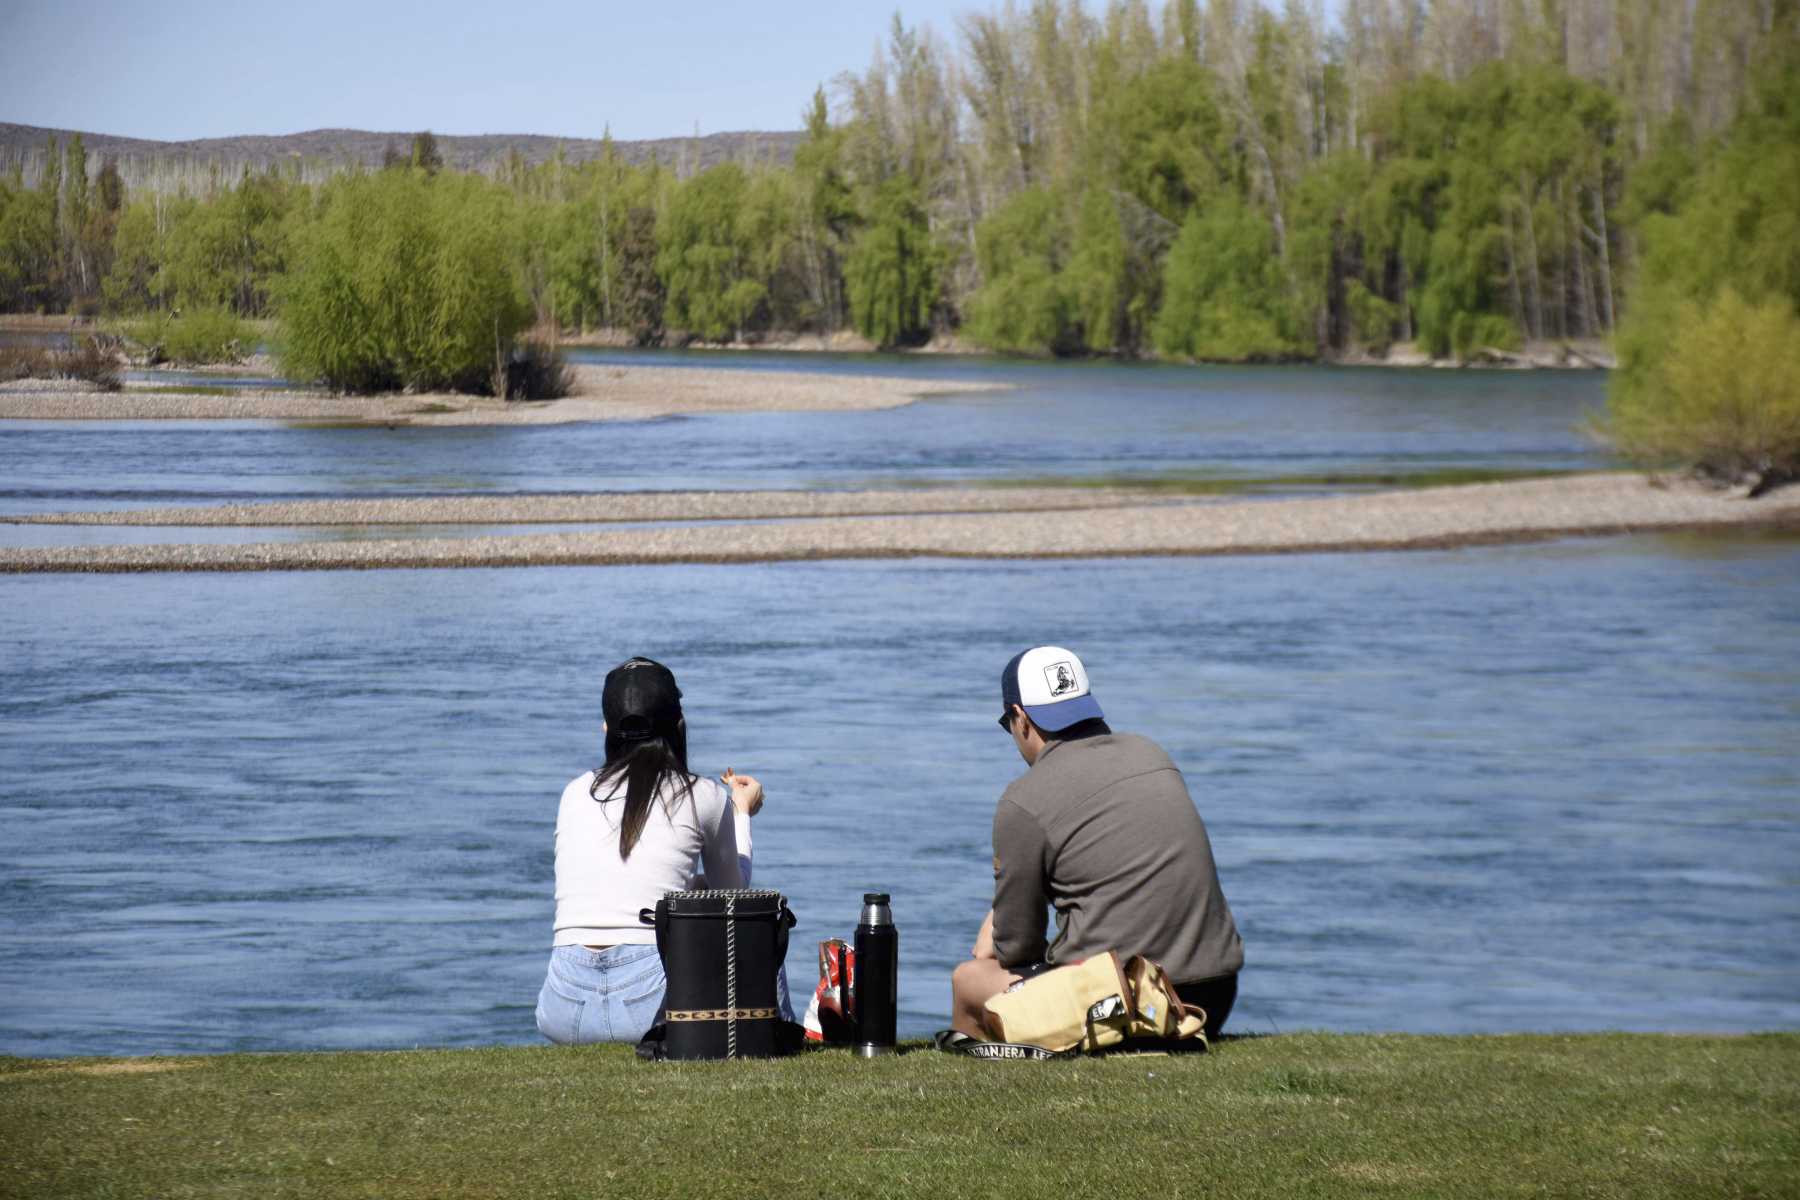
[1022,693,1104,732]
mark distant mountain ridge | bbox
[0,122,805,190]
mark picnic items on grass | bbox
[801,938,855,1044]
[935,951,1207,1060]
[635,888,803,1061]
[853,893,899,1056]
[801,892,901,1054]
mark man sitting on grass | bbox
[951,646,1244,1041]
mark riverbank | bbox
[11,487,1159,527]
[4,474,1794,573]
[4,1033,1794,1198]
[460,324,1623,369]
[0,362,1005,425]
[0,313,1616,369]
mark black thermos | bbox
[854,892,898,1056]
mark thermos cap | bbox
[863,892,890,905]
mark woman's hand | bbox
[721,768,764,817]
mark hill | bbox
[0,122,804,191]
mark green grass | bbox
[3,1034,1796,1198]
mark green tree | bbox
[792,87,855,329]
[158,174,293,316]
[411,131,445,175]
[962,186,1073,355]
[1608,58,1800,490]
[95,158,125,217]
[521,142,656,334]
[724,166,809,332]
[36,136,66,309]
[844,176,938,347]
[101,195,187,313]
[657,164,769,341]
[615,203,665,344]
[1153,197,1302,360]
[61,134,94,306]
[279,169,528,392]
[1608,289,1800,490]
[1063,187,1129,353]
[0,171,57,312]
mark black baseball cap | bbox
[602,657,683,741]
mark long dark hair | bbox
[590,659,697,859]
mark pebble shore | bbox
[0,363,1003,425]
[4,475,1793,574]
[14,488,1157,527]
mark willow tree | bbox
[962,186,1072,353]
[1154,196,1303,360]
[845,176,938,347]
[280,169,528,392]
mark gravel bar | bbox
[4,475,1793,573]
[0,364,1003,425]
[13,488,1159,527]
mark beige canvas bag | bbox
[977,951,1207,1055]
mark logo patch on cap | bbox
[1002,645,1103,733]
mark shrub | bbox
[1606,288,1800,493]
[0,337,122,390]
[120,308,255,365]
[493,338,574,401]
[279,170,529,393]
[59,336,123,390]
[1449,312,1519,361]
[0,343,52,381]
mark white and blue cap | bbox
[1001,646,1104,732]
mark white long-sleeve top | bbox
[551,770,752,947]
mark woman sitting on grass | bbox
[535,656,783,1044]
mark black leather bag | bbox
[635,889,802,1060]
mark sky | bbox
[1,0,1015,143]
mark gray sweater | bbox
[991,731,1244,984]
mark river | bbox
[2,350,1608,519]
[1,353,1795,1056]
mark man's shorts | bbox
[1003,960,1057,992]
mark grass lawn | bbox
[3,1034,1796,1199]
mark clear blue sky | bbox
[0,0,996,142]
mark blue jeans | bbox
[535,944,667,1045]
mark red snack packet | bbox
[801,938,856,1043]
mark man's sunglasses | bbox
[997,708,1015,732]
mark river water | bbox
[1,351,1608,520]
[2,353,1796,1056]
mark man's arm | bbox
[989,799,1050,967]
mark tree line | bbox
[0,0,1792,373]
